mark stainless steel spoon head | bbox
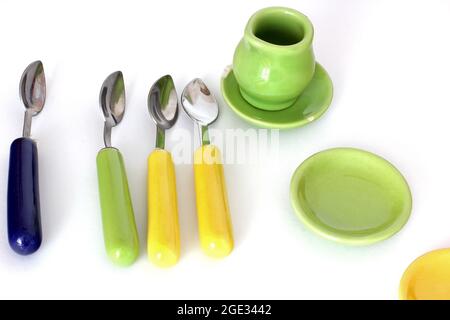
[181,78,218,126]
[148,75,179,130]
[99,71,126,127]
[19,61,46,116]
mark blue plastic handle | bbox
[7,137,42,255]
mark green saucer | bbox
[220,63,333,129]
[290,148,412,245]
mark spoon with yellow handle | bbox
[147,75,180,267]
[181,79,234,258]
[400,248,450,300]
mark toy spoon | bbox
[181,79,234,258]
[147,75,180,267]
[8,61,46,255]
[96,71,139,266]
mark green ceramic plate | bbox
[220,63,333,129]
[290,148,412,245]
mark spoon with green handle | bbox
[96,71,139,266]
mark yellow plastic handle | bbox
[194,145,234,258]
[147,149,180,267]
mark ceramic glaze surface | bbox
[194,145,234,258]
[221,64,332,129]
[7,137,42,255]
[400,249,450,300]
[290,148,412,245]
[233,7,315,111]
[147,149,180,267]
[96,147,139,266]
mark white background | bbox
[0,0,449,300]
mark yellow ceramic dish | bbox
[400,249,450,300]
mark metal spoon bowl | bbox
[148,75,179,130]
[181,78,218,126]
[148,75,179,149]
[99,71,126,148]
[181,79,218,145]
[20,61,46,137]
[20,61,46,116]
[100,71,125,127]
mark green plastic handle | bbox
[96,148,139,266]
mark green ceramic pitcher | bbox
[233,7,316,111]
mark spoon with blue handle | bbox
[8,60,46,255]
